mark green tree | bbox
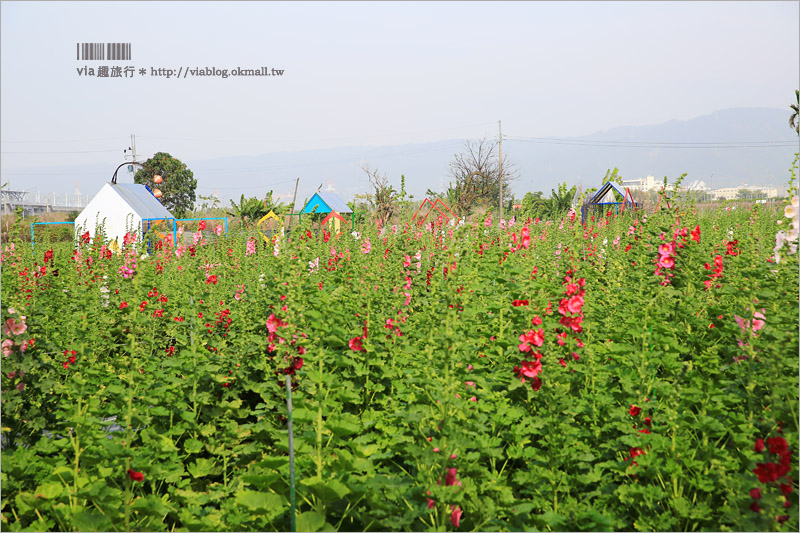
[134,152,197,218]
[546,182,577,219]
[520,191,549,219]
[790,89,799,135]
[227,192,287,227]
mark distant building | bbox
[683,180,709,191]
[621,175,658,192]
[712,185,777,200]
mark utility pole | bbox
[286,177,300,232]
[124,134,137,178]
[498,120,503,223]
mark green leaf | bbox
[71,508,113,532]
[296,511,326,532]
[34,482,64,500]
[242,473,281,489]
[183,438,204,454]
[300,477,351,503]
[328,414,361,436]
[235,490,286,511]
[130,495,172,517]
[187,458,218,478]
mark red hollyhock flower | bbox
[512,299,529,307]
[754,462,780,483]
[206,274,218,285]
[767,436,788,455]
[749,501,761,513]
[445,468,462,487]
[691,225,701,243]
[629,405,641,417]
[777,515,790,523]
[514,359,542,382]
[119,301,128,309]
[198,221,207,231]
[779,483,793,497]
[127,468,144,482]
[349,336,364,352]
[750,488,762,499]
[531,377,542,391]
[643,417,652,427]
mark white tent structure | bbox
[74,183,175,247]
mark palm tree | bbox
[790,90,799,135]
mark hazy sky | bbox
[1,1,798,200]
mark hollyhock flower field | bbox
[1,198,798,531]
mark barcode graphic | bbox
[76,43,131,61]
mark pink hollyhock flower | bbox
[658,243,675,256]
[520,226,531,249]
[733,314,749,332]
[3,318,27,336]
[246,238,256,256]
[266,313,282,334]
[2,339,15,357]
[752,311,766,332]
[450,506,462,528]
[566,295,584,314]
[658,255,675,269]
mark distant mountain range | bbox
[5,107,798,207]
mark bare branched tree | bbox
[361,163,399,225]
[448,138,517,216]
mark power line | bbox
[505,135,798,149]
[135,122,498,144]
[196,178,299,191]
[195,142,462,173]
[1,149,121,154]
[1,137,125,144]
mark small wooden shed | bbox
[581,182,638,223]
[300,192,353,215]
[74,182,175,247]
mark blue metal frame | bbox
[582,182,638,224]
[30,221,75,250]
